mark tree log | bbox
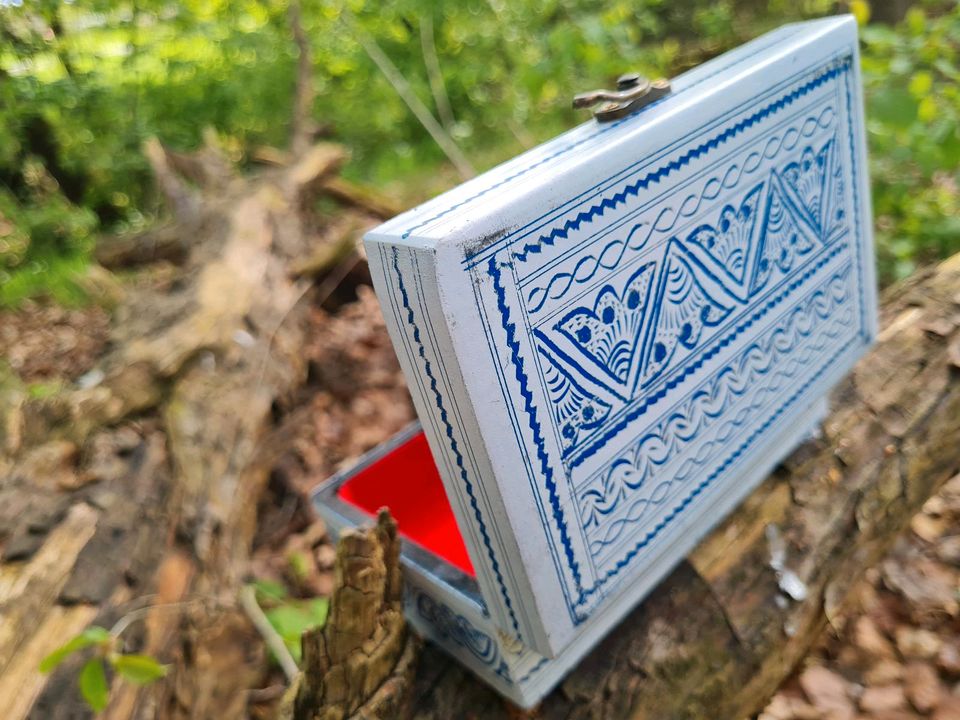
[0,138,379,720]
[401,253,960,719]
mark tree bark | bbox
[283,510,420,720]
[0,138,385,720]
[402,253,960,719]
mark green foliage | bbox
[1,0,959,302]
[79,658,110,712]
[860,3,960,282]
[38,626,112,673]
[252,580,329,664]
[112,654,170,684]
[39,623,168,714]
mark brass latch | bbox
[573,73,672,123]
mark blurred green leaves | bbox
[861,3,960,282]
[1,0,959,301]
[251,579,329,664]
[39,623,169,713]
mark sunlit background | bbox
[0,0,958,305]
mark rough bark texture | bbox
[0,135,390,720]
[404,253,960,719]
[282,510,420,720]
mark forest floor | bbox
[2,277,959,719]
[758,475,960,720]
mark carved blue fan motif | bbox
[555,262,655,385]
[687,183,763,285]
[781,143,828,236]
[642,243,735,385]
[749,174,818,294]
[540,349,612,452]
[531,134,851,460]
[820,136,846,241]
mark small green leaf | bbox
[80,626,112,644]
[39,626,110,673]
[79,658,109,712]
[909,71,934,99]
[287,551,310,581]
[111,654,169,685]
[305,598,330,628]
[264,599,330,665]
[251,579,288,604]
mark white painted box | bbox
[313,15,876,708]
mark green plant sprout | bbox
[39,625,168,713]
[249,579,329,665]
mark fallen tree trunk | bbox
[0,134,390,719]
[391,252,960,718]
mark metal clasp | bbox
[573,72,672,123]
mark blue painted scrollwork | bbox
[413,589,513,682]
[534,130,850,460]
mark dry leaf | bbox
[859,684,906,714]
[912,513,949,543]
[854,616,896,660]
[885,556,959,617]
[903,661,942,713]
[799,665,855,720]
[864,660,903,686]
[936,535,960,565]
[932,695,960,720]
[937,641,960,677]
[895,626,943,659]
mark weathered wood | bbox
[402,253,960,719]
[286,510,420,720]
[0,135,369,720]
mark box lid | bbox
[364,15,876,657]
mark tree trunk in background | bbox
[871,0,916,26]
[399,252,960,719]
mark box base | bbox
[313,395,833,708]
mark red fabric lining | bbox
[336,431,475,576]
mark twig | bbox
[143,137,200,218]
[313,252,362,308]
[239,584,300,683]
[109,598,205,638]
[419,14,456,132]
[345,14,475,180]
[289,0,316,155]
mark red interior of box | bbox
[337,431,475,577]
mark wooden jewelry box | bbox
[313,15,877,708]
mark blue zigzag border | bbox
[390,248,522,637]
[401,26,805,242]
[511,59,849,263]
[568,239,849,470]
[490,256,584,595]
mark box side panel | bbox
[404,575,548,709]
[846,29,879,340]
[363,238,542,647]
[435,16,876,656]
